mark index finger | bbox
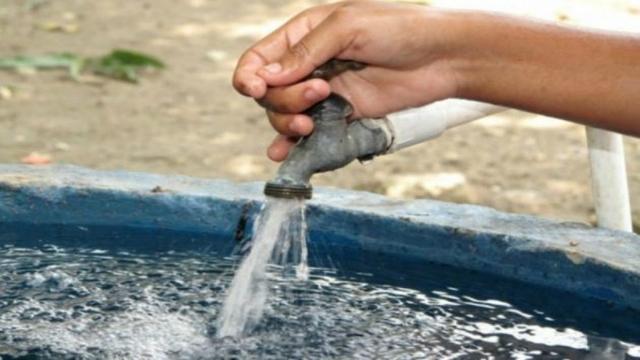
[232,4,338,99]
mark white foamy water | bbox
[216,198,308,337]
[1,241,639,358]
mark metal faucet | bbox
[263,60,391,199]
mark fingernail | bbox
[304,88,319,101]
[263,63,282,74]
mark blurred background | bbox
[0,0,638,228]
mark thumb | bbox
[258,16,350,87]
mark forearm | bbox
[444,11,640,135]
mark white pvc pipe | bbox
[585,127,633,232]
[385,99,505,152]
[383,101,633,232]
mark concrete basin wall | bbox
[0,165,639,311]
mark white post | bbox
[585,127,633,232]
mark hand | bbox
[232,1,461,161]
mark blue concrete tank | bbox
[1,165,638,309]
[1,165,639,358]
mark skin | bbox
[232,1,640,162]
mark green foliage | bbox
[0,49,164,83]
[0,53,80,69]
[24,0,48,11]
[87,49,165,83]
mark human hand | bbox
[232,1,462,161]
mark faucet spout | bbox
[264,93,390,199]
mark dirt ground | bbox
[0,0,638,228]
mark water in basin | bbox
[0,223,639,359]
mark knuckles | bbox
[330,2,360,23]
[288,40,313,64]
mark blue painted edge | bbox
[0,164,639,311]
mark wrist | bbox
[416,9,488,100]
[426,10,511,101]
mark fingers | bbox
[265,113,313,162]
[259,78,330,113]
[233,4,338,99]
[267,111,314,137]
[232,3,357,163]
[267,135,298,162]
[233,51,268,98]
[232,17,309,98]
[257,12,352,87]
[257,78,327,138]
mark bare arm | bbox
[232,2,640,161]
[452,11,640,136]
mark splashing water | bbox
[1,229,640,358]
[217,198,309,337]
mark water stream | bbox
[216,198,309,337]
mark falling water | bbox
[216,198,308,337]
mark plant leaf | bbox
[0,53,80,70]
[0,49,164,83]
[87,49,165,83]
[103,49,165,68]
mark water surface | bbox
[0,225,639,359]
